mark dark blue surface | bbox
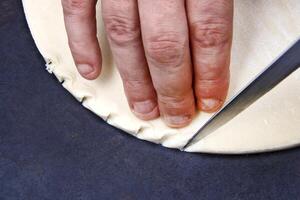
[1,1,300,199]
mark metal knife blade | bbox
[182,38,300,151]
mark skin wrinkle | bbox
[62,0,93,15]
[191,20,231,49]
[103,15,141,46]
[145,32,187,67]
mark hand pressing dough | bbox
[22,0,300,154]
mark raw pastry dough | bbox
[22,0,300,154]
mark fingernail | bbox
[200,98,223,112]
[133,100,157,114]
[164,115,192,127]
[77,64,94,75]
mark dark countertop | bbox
[0,1,300,199]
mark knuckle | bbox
[62,0,90,15]
[158,91,195,114]
[145,32,186,67]
[192,18,231,48]
[159,94,186,109]
[199,66,229,81]
[123,79,145,91]
[122,78,153,95]
[104,15,140,46]
[195,76,229,97]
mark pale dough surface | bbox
[22,0,300,154]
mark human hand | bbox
[61,0,233,128]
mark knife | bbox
[182,38,300,151]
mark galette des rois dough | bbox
[23,0,300,154]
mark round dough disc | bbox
[22,0,300,154]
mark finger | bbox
[62,0,101,80]
[187,0,233,112]
[138,0,195,127]
[102,0,159,120]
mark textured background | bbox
[1,1,300,200]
